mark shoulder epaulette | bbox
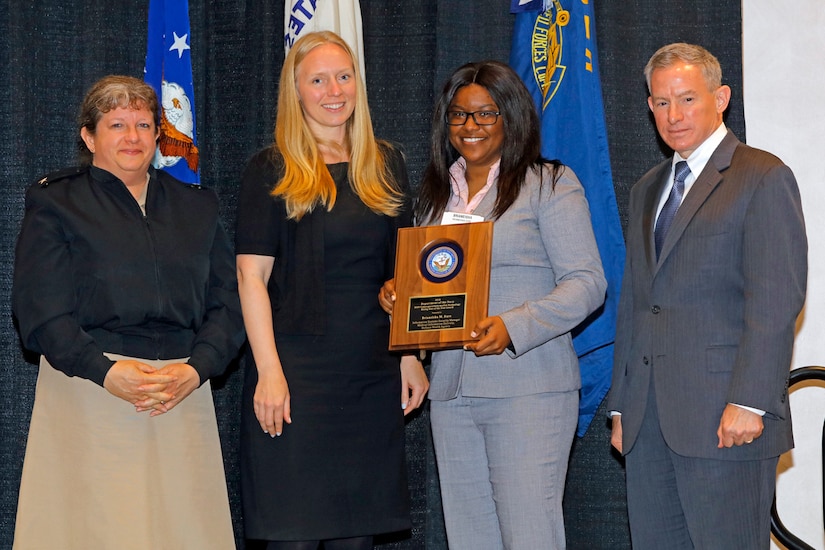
[37,166,89,187]
[153,168,207,191]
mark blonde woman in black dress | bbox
[235,31,428,550]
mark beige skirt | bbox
[14,354,235,550]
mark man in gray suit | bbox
[608,43,807,549]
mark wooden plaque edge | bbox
[389,221,492,351]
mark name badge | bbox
[441,211,485,225]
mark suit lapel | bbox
[655,167,722,266]
[655,130,740,269]
[473,171,500,221]
[643,166,668,274]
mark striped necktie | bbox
[654,160,691,258]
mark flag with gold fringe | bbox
[510,0,625,436]
[144,0,200,184]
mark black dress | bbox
[235,148,411,541]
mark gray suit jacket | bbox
[428,164,607,400]
[608,130,807,460]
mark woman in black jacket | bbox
[11,75,245,549]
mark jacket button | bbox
[643,356,649,365]
[651,305,661,314]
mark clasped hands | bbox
[103,359,199,417]
[378,279,511,356]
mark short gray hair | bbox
[77,75,160,164]
[644,43,723,93]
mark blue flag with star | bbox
[144,0,200,184]
[509,0,625,436]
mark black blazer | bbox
[13,165,244,386]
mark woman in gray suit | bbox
[381,61,606,549]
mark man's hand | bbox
[611,415,623,454]
[717,404,763,448]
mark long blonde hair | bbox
[272,31,403,220]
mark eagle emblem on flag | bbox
[155,81,199,172]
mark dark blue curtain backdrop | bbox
[0,2,742,548]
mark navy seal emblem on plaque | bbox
[421,241,463,283]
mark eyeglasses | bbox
[445,110,501,126]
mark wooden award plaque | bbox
[389,221,493,351]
